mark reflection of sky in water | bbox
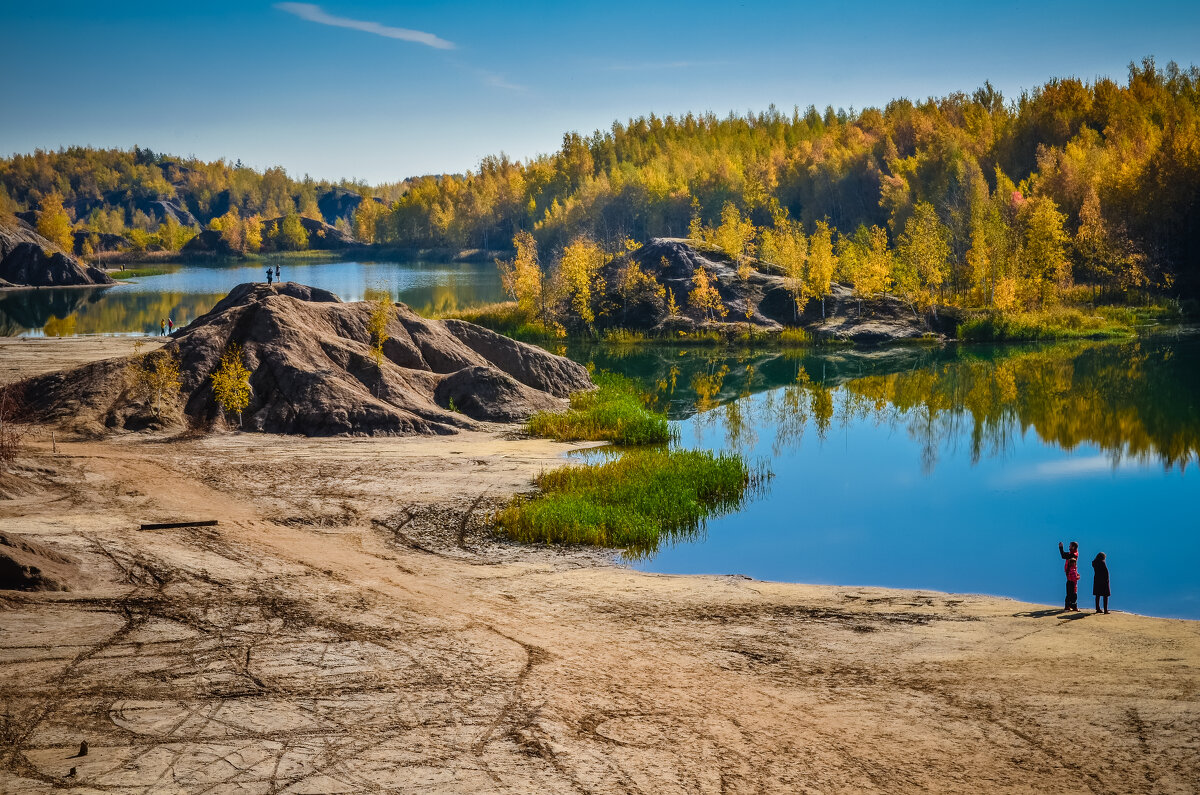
[551,336,1200,620]
[629,368,1200,620]
[113,260,501,303]
[1,259,506,336]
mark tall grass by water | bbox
[957,308,1132,342]
[495,449,765,556]
[527,371,671,445]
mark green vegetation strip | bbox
[957,309,1132,342]
[495,449,762,555]
[527,371,670,445]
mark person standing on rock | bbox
[1059,541,1080,611]
[159,318,166,336]
[1093,552,1110,614]
[266,267,273,285]
[275,263,281,281]
[167,317,174,334]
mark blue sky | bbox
[2,1,1198,183]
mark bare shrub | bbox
[0,388,30,464]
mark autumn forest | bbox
[3,58,1199,321]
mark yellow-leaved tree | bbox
[837,224,893,313]
[498,230,543,318]
[366,293,392,366]
[806,220,838,319]
[759,213,808,320]
[128,348,182,418]
[211,343,252,428]
[688,266,727,321]
[244,214,263,253]
[36,192,74,252]
[1018,195,1071,307]
[896,202,950,314]
[713,202,756,279]
[555,235,607,326]
[353,196,384,243]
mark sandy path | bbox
[0,337,1197,793]
[0,336,164,386]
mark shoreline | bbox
[1,327,1197,792]
[2,333,1197,624]
[1,424,1197,792]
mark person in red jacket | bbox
[1059,541,1080,611]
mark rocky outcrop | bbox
[598,238,949,344]
[180,229,235,256]
[72,230,131,255]
[317,187,383,227]
[285,215,354,249]
[11,282,594,436]
[147,198,199,227]
[0,221,114,288]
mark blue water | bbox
[568,338,1200,619]
[650,389,1199,619]
[0,258,505,336]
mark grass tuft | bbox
[527,372,670,445]
[495,448,766,556]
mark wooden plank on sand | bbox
[139,520,219,530]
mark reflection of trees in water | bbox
[570,337,1200,471]
[0,287,112,335]
[0,289,227,336]
[851,339,1200,472]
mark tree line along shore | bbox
[3,59,1199,305]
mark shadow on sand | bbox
[1012,608,1089,620]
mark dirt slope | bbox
[0,427,1195,794]
[9,282,593,435]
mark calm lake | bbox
[3,262,1197,618]
[0,258,506,337]
[566,337,1200,619]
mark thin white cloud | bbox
[479,70,527,92]
[275,3,454,50]
[994,454,1150,486]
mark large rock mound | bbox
[263,216,355,250]
[0,221,114,288]
[600,238,953,343]
[11,282,593,436]
[317,187,384,227]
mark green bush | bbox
[527,371,670,445]
[495,448,764,555]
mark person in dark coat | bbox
[1059,541,1080,611]
[1092,552,1110,614]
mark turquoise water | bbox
[569,337,1200,619]
[0,258,505,336]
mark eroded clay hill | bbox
[0,220,114,288]
[12,282,593,435]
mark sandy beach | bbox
[0,337,1197,793]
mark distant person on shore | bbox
[275,263,281,280]
[266,267,273,285]
[159,318,166,336]
[1093,552,1110,614]
[1059,541,1080,611]
[167,317,174,334]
